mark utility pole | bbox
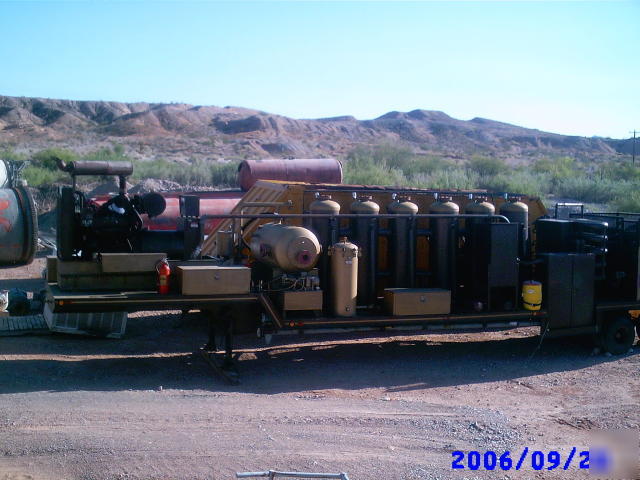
[631,130,638,165]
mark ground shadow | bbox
[1,324,635,394]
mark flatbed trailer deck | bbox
[46,284,546,331]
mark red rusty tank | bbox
[145,191,243,233]
[238,158,343,191]
[90,191,243,234]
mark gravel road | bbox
[0,259,638,479]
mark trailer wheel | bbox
[601,315,635,355]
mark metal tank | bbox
[500,197,529,256]
[387,194,418,288]
[350,195,380,306]
[429,195,459,290]
[464,196,495,229]
[91,191,243,234]
[309,193,340,247]
[309,193,340,304]
[250,223,321,272]
[238,158,343,191]
[0,185,37,266]
[328,237,358,317]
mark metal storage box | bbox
[56,259,156,291]
[100,253,166,273]
[278,290,323,311]
[177,265,251,295]
[384,288,451,316]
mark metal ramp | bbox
[43,304,127,338]
[0,314,50,336]
[200,180,290,256]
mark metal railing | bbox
[237,471,350,480]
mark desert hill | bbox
[0,95,632,162]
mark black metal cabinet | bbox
[541,253,595,329]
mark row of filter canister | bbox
[310,193,529,317]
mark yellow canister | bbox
[522,280,542,311]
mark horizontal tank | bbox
[0,185,37,266]
[91,191,244,233]
[238,159,343,191]
[250,222,321,272]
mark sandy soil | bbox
[0,259,638,480]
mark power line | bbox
[630,130,638,165]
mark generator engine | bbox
[56,159,201,261]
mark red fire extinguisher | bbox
[156,259,171,295]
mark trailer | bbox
[43,160,640,383]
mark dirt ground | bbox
[0,258,638,480]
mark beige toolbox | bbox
[177,265,251,295]
[278,290,323,311]
[100,253,167,273]
[383,288,451,316]
[56,257,158,291]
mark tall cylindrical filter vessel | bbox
[350,195,379,306]
[329,237,358,317]
[429,196,459,290]
[499,197,529,256]
[387,195,418,288]
[309,193,340,307]
[464,196,495,229]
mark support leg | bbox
[200,305,240,385]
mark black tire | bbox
[636,322,640,343]
[56,187,77,260]
[601,315,635,355]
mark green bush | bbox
[23,166,66,186]
[533,156,576,181]
[343,155,407,186]
[611,190,640,212]
[132,159,239,187]
[410,168,479,190]
[404,156,455,177]
[467,156,507,177]
[0,148,27,162]
[555,176,622,204]
[599,161,640,182]
[348,144,414,171]
[478,170,551,197]
[31,148,77,170]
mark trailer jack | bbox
[200,308,240,385]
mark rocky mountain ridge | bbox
[0,95,633,162]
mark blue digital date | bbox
[451,447,611,471]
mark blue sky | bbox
[0,1,637,138]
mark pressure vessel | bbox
[350,195,379,306]
[500,197,528,227]
[238,158,343,191]
[464,196,495,229]
[309,194,340,305]
[0,185,37,266]
[500,197,529,256]
[329,237,358,317]
[388,195,418,288]
[309,193,340,248]
[250,223,321,272]
[429,196,459,290]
